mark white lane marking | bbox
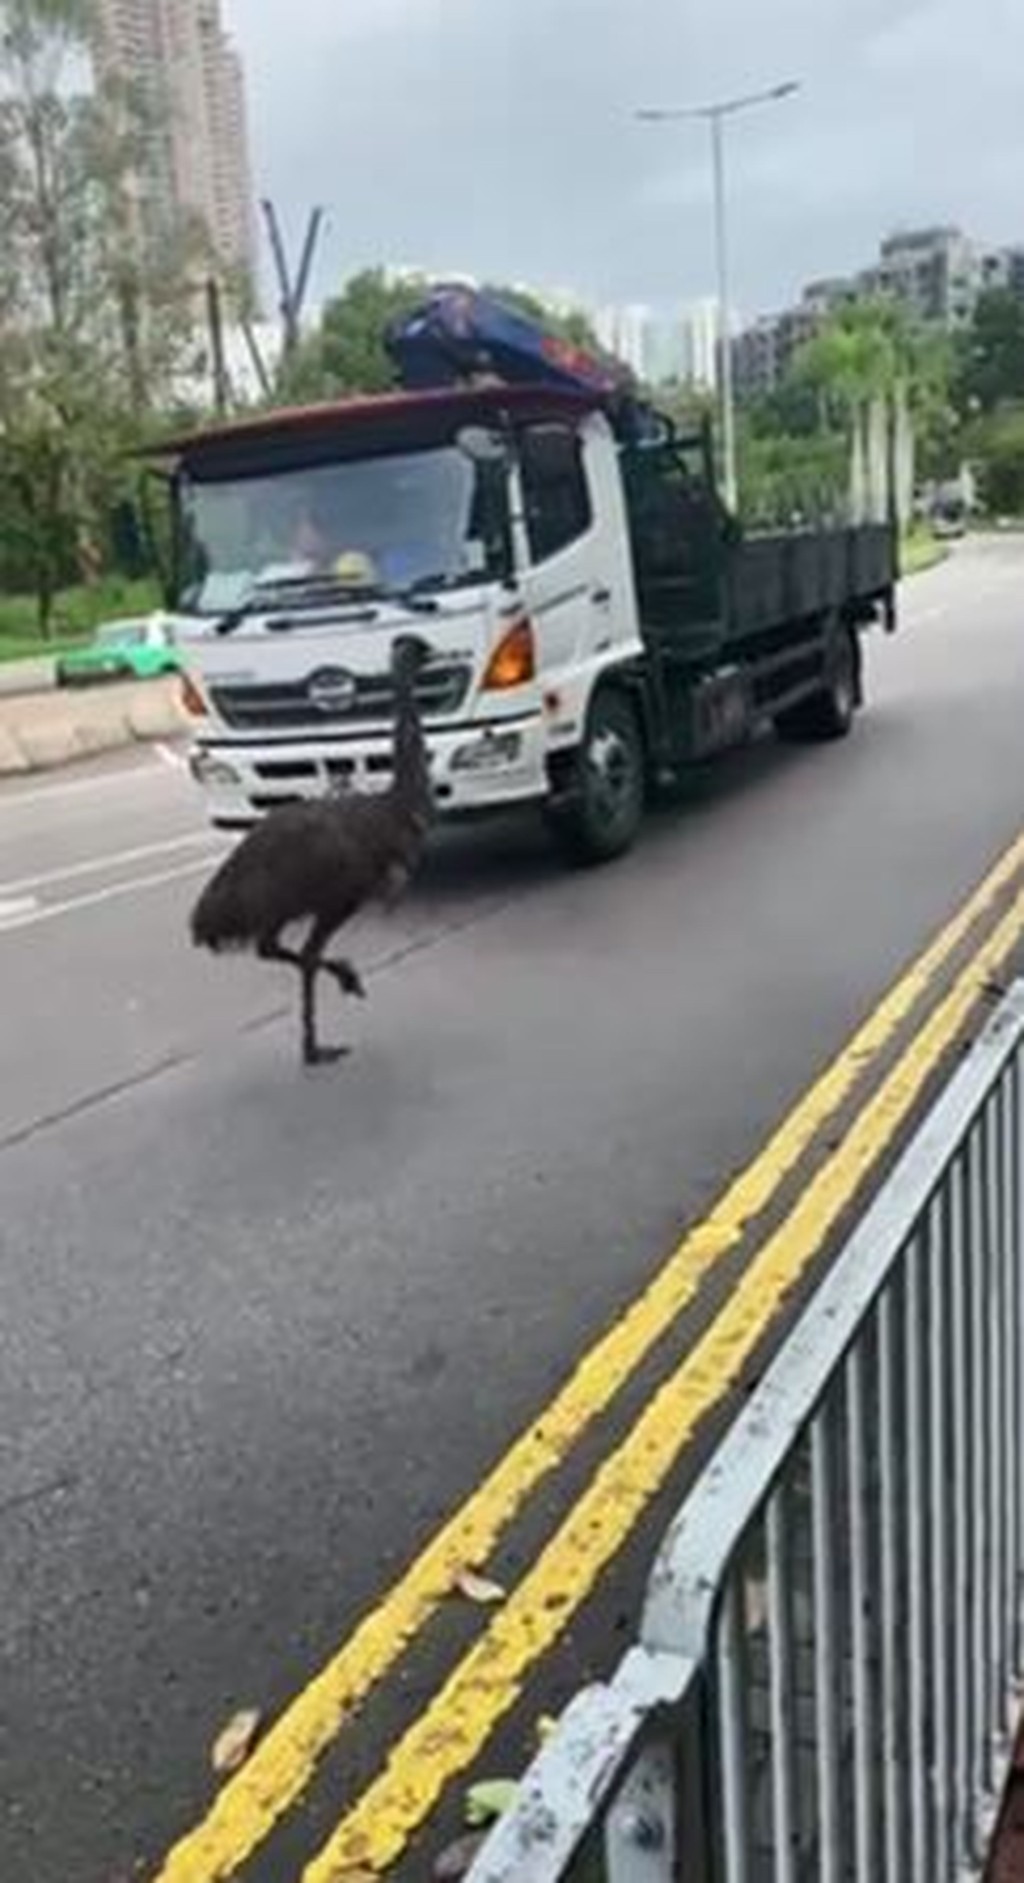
[0,831,220,898]
[0,858,213,934]
[154,741,187,771]
[0,896,39,922]
[0,756,182,812]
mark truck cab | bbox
[169,383,651,840]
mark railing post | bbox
[605,1739,676,1883]
[1016,1049,1024,1680]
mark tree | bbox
[0,0,200,628]
[738,423,849,528]
[968,406,1024,516]
[278,270,427,402]
[791,300,963,522]
[278,269,602,404]
[795,301,906,421]
[956,289,1024,416]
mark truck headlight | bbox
[190,751,241,788]
[450,730,523,773]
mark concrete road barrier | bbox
[0,676,187,776]
[0,657,56,699]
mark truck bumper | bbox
[189,716,551,830]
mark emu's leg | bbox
[301,924,350,1067]
[300,958,348,1067]
[258,936,303,971]
[258,936,363,999]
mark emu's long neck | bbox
[389,671,431,821]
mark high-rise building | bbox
[679,299,719,392]
[981,245,1024,301]
[858,227,978,328]
[92,0,256,281]
[731,304,819,402]
[730,225,1011,403]
[595,304,654,379]
[596,299,725,390]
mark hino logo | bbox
[307,667,357,713]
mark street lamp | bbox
[636,81,801,512]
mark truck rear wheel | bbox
[546,689,645,865]
[775,627,859,743]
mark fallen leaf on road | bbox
[465,1778,519,1827]
[536,1713,558,1745]
[433,1834,487,1879]
[455,1570,507,1607]
[211,1707,262,1776]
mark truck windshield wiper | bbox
[208,570,464,635]
[212,597,257,637]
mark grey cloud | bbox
[226,0,1024,320]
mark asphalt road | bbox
[2,537,1024,1883]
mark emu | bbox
[190,635,434,1066]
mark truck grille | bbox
[210,662,472,732]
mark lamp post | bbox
[637,81,800,511]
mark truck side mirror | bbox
[456,426,509,467]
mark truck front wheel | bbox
[775,627,859,743]
[546,689,646,865]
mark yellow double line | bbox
[155,829,1024,1883]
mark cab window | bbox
[519,424,592,562]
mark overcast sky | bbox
[224,0,1024,322]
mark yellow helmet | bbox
[333,549,378,588]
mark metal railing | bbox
[470,984,1024,1883]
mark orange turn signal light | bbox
[482,616,535,691]
[180,671,207,718]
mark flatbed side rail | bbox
[470,983,1024,1882]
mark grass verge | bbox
[0,577,162,663]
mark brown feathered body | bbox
[189,636,434,1061]
[190,786,426,954]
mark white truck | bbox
[159,289,897,863]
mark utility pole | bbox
[261,201,325,362]
[205,276,230,415]
[637,81,801,512]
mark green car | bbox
[56,615,183,688]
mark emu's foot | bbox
[303,1043,351,1069]
[327,961,366,1000]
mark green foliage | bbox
[796,301,904,416]
[746,377,822,440]
[955,289,1024,415]
[900,527,946,576]
[739,299,968,521]
[0,573,161,659]
[649,381,716,434]
[969,406,1024,515]
[739,425,849,529]
[0,0,206,628]
[277,270,426,402]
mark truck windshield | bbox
[177,445,508,616]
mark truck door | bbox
[517,421,627,676]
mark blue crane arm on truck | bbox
[160,284,898,862]
[387,286,634,399]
